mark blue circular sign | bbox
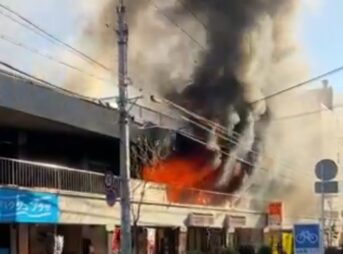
[106,189,117,207]
[315,159,338,181]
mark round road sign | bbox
[315,159,338,181]
[106,189,117,207]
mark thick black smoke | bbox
[168,0,298,192]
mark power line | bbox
[0,61,95,102]
[136,102,314,180]
[174,0,208,30]
[0,3,112,71]
[142,99,316,179]
[251,65,343,104]
[0,33,112,84]
[0,10,57,45]
[150,0,206,50]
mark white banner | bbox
[53,235,64,254]
[147,228,156,254]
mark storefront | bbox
[155,227,179,254]
[113,226,180,254]
[0,187,59,254]
[186,213,226,253]
[225,215,264,250]
[223,215,248,249]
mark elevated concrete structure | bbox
[0,69,184,139]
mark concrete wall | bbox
[58,179,266,229]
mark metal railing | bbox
[0,156,259,210]
[0,157,107,194]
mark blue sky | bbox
[0,0,342,94]
[298,0,343,91]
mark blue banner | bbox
[0,249,9,254]
[0,188,59,223]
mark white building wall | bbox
[58,180,266,229]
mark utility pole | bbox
[116,0,132,253]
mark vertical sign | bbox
[147,228,156,254]
[282,232,293,254]
[112,228,121,254]
[268,202,282,227]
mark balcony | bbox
[0,157,258,211]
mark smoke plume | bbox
[150,0,307,195]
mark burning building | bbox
[135,0,303,204]
[66,0,330,220]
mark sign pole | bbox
[320,164,325,254]
[314,159,338,254]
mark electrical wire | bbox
[0,10,57,45]
[157,95,338,178]
[0,33,112,84]
[174,0,208,30]
[150,0,206,50]
[0,61,96,102]
[251,65,343,104]
[139,98,316,180]
[271,104,343,122]
[0,3,112,71]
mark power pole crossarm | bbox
[116,1,132,253]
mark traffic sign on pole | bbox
[294,224,320,254]
[314,181,338,194]
[106,188,117,207]
[315,159,338,181]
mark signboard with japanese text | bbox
[187,213,214,227]
[224,215,247,228]
[0,188,59,223]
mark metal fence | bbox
[0,156,257,209]
[0,157,107,194]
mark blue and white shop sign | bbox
[0,188,59,223]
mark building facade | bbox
[0,71,268,254]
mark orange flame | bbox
[142,153,246,206]
[142,154,221,205]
